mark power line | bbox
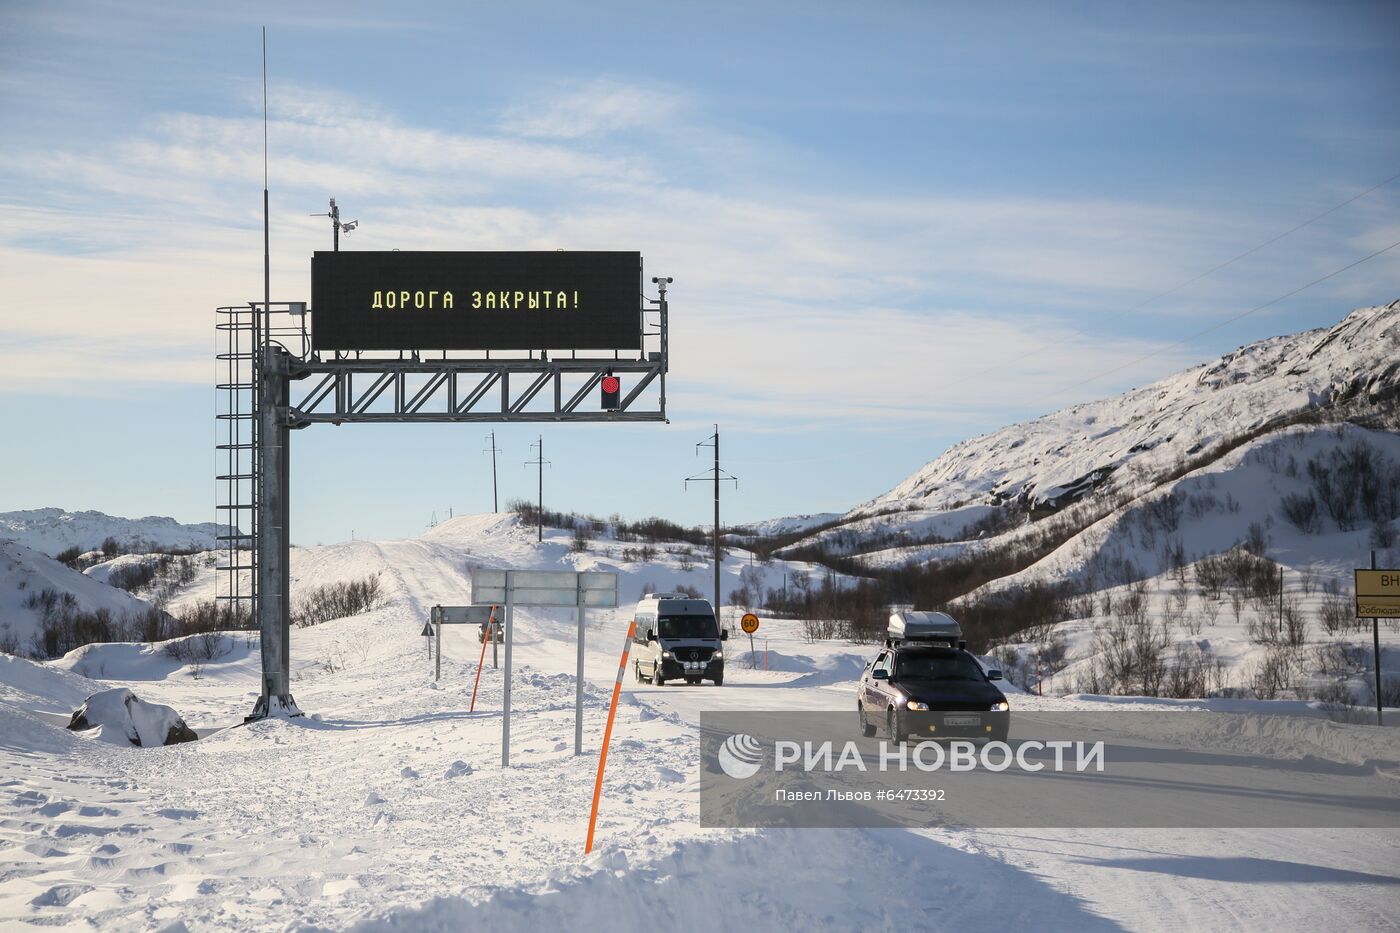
[1129,170,1400,312]
[961,169,1400,383]
[1046,236,1400,400]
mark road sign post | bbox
[473,569,618,767]
[429,605,498,683]
[741,612,759,669]
[1356,558,1398,725]
[503,587,514,766]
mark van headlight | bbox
[661,650,673,659]
[990,701,1010,711]
[906,701,930,711]
[712,650,723,660]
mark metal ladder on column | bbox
[215,304,260,630]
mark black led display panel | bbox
[311,251,642,351]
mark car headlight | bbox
[990,701,1010,711]
[906,701,930,711]
[661,650,673,659]
[712,650,723,660]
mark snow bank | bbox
[67,688,197,747]
[337,827,1117,932]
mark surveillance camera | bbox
[651,276,673,284]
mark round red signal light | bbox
[601,376,620,394]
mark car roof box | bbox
[887,609,962,646]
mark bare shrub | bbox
[291,575,385,627]
[163,631,231,667]
[1313,641,1366,676]
[1279,493,1320,534]
[1243,521,1269,557]
[1316,593,1352,636]
[1310,678,1355,707]
[1282,597,1308,647]
[1371,519,1397,550]
[1365,676,1400,709]
[1306,441,1400,531]
[1163,642,1220,699]
[1244,647,1297,700]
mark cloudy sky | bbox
[1,1,1397,543]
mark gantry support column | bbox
[249,345,300,720]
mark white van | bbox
[631,594,727,686]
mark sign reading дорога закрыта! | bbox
[311,250,642,352]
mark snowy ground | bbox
[2,516,1398,930]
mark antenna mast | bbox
[261,27,270,343]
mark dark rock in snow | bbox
[67,687,198,747]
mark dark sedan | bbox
[857,644,1010,742]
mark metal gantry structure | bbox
[217,288,670,720]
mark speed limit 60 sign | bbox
[740,613,760,634]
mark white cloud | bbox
[498,77,685,139]
[1,78,1394,420]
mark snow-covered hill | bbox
[860,301,1399,518]
[0,541,161,657]
[0,508,228,557]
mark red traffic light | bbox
[601,373,621,410]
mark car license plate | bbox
[945,715,979,726]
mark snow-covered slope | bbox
[0,508,228,557]
[860,301,1400,517]
[735,512,842,537]
[977,423,1400,597]
[0,541,160,657]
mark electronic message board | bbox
[311,251,642,351]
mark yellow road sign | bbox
[1355,569,1400,619]
[740,613,760,634]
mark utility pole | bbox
[686,425,737,620]
[1372,550,1382,726]
[526,436,550,542]
[310,197,358,251]
[484,431,502,513]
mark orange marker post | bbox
[585,619,635,854]
[469,606,497,713]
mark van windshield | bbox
[658,614,719,639]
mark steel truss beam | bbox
[285,357,666,426]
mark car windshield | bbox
[658,614,719,639]
[894,652,985,682]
